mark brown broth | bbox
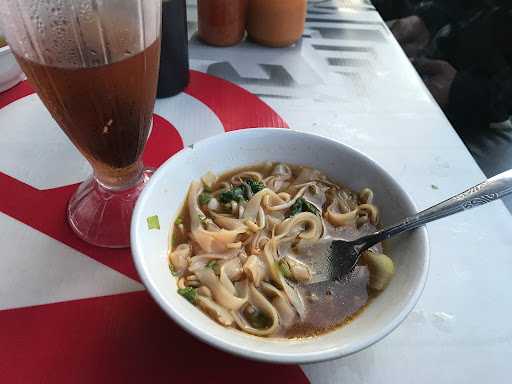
[170,162,386,338]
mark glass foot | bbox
[67,168,154,248]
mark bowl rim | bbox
[131,128,430,364]
[0,44,11,55]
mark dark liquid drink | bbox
[15,38,161,185]
[0,0,162,247]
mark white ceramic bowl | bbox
[0,43,24,93]
[131,129,429,364]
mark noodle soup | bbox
[169,162,395,338]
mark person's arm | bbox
[389,0,452,58]
[448,7,512,132]
[413,57,512,132]
[414,0,485,35]
[414,1,453,36]
[447,70,492,132]
[448,67,512,132]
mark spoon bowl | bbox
[301,168,512,285]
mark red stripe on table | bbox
[185,71,289,131]
[143,114,185,169]
[0,81,33,109]
[0,73,288,281]
[0,72,307,384]
[0,114,183,282]
[0,291,310,384]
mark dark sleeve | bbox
[414,0,487,35]
[372,0,415,20]
[447,71,490,133]
[448,68,512,133]
[494,8,512,64]
[414,1,453,36]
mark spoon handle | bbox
[361,169,512,247]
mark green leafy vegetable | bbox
[198,192,212,205]
[175,217,183,226]
[245,307,273,330]
[219,190,232,204]
[147,215,160,230]
[240,183,252,200]
[303,200,320,215]
[245,178,265,194]
[288,199,303,217]
[219,186,245,204]
[168,263,179,276]
[231,187,246,202]
[178,287,197,304]
[219,179,264,204]
[206,260,218,270]
[219,190,233,204]
[203,185,212,193]
[287,197,320,218]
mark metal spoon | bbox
[303,169,512,284]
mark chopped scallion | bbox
[147,215,160,230]
[198,192,212,205]
[169,263,178,276]
[178,287,197,304]
[277,260,292,279]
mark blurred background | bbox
[375,0,512,208]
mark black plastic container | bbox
[157,0,190,98]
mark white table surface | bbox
[1,1,511,383]
[184,1,512,382]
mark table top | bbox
[2,1,512,383]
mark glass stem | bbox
[94,159,145,191]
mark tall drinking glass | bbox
[0,0,162,247]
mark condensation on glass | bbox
[0,0,162,248]
[0,0,160,68]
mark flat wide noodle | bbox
[170,163,393,338]
[195,268,247,310]
[275,212,323,241]
[189,181,246,253]
[231,283,279,336]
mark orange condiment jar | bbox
[197,0,248,46]
[247,0,307,47]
